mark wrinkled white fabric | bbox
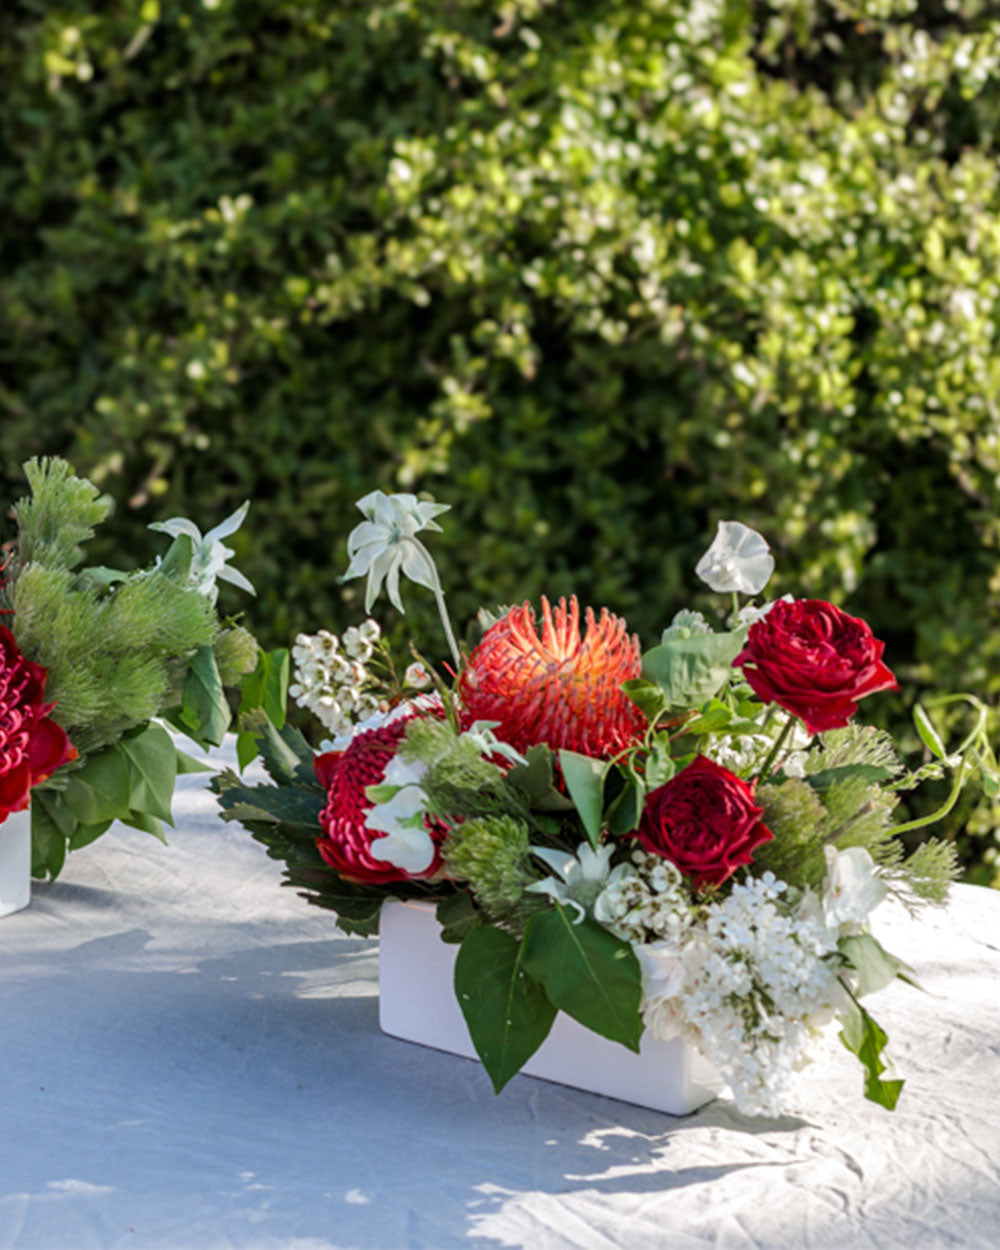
[1,736,998,1250]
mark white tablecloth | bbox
[2,740,999,1250]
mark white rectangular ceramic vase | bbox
[0,805,31,918]
[379,899,722,1115]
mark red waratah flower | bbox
[458,596,646,758]
[0,625,78,824]
[314,716,445,886]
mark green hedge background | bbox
[2,0,999,881]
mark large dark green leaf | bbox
[521,905,642,1052]
[455,923,557,1093]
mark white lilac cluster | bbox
[289,621,383,734]
[627,849,886,1117]
[593,851,693,942]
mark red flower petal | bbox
[459,595,645,757]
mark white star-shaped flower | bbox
[149,501,255,603]
[342,490,450,614]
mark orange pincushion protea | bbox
[459,596,646,758]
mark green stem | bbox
[758,714,796,784]
[731,591,741,624]
[412,538,462,673]
[890,761,968,836]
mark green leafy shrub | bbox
[1,0,998,877]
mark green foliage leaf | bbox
[838,996,905,1111]
[238,709,316,786]
[30,792,72,880]
[68,819,114,850]
[606,772,644,836]
[455,923,557,1093]
[63,745,131,826]
[175,747,212,775]
[807,765,897,791]
[621,678,668,722]
[641,630,747,712]
[558,750,606,847]
[521,905,642,1052]
[176,644,231,747]
[237,646,290,768]
[118,722,178,825]
[158,533,193,581]
[840,933,919,996]
[436,890,482,943]
[913,703,955,765]
[507,745,575,812]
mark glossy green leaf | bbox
[558,750,606,847]
[179,644,231,747]
[63,746,131,826]
[522,905,642,1052]
[119,722,177,825]
[455,923,556,1093]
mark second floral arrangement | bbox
[215,494,996,1117]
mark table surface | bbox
[2,739,999,1250]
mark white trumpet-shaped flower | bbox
[342,490,450,614]
[821,845,887,933]
[695,520,774,596]
[149,501,255,603]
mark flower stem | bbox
[889,761,969,836]
[757,714,796,784]
[413,538,462,673]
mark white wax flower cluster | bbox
[622,848,886,1117]
[289,621,382,735]
[594,851,692,942]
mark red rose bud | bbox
[0,625,78,825]
[733,598,898,736]
[637,755,773,891]
[314,715,445,885]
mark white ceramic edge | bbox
[0,804,32,918]
[378,898,723,1115]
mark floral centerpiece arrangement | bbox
[215,493,997,1116]
[1,458,261,881]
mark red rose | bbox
[733,598,897,735]
[636,755,772,890]
[314,715,445,885]
[0,625,78,825]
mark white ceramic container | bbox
[0,805,31,918]
[379,898,722,1114]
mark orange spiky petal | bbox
[459,595,646,757]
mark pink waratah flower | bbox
[314,716,445,885]
[0,625,78,824]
